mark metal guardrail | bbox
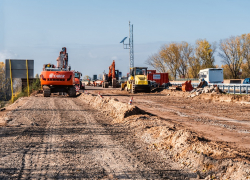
[171,82,250,95]
[174,78,199,81]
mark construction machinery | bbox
[120,21,150,93]
[40,47,76,97]
[182,80,194,92]
[102,60,119,88]
[121,67,150,93]
[74,71,84,91]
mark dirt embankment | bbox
[161,88,250,104]
[80,93,250,180]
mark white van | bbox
[198,68,224,84]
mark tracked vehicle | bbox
[40,47,76,97]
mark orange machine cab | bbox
[40,47,76,97]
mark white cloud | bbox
[0,50,19,62]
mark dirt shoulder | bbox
[1,87,250,179]
[81,86,250,179]
[86,87,250,152]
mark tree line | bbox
[146,33,250,80]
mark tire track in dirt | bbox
[59,97,161,179]
[17,97,62,179]
[1,95,196,179]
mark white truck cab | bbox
[198,68,224,84]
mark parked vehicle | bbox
[243,78,250,84]
[74,71,84,90]
[121,67,150,93]
[198,68,224,84]
[147,71,169,87]
[102,60,120,88]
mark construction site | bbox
[1,22,250,180]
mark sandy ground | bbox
[87,86,250,152]
[81,86,250,179]
[0,95,196,179]
[1,86,250,179]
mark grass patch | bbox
[12,78,41,103]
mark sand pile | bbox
[79,93,145,122]
[80,92,250,179]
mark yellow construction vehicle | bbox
[121,67,150,93]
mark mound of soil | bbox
[80,92,250,179]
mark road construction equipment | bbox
[102,60,119,88]
[121,67,150,93]
[182,80,193,92]
[74,71,84,90]
[40,47,76,97]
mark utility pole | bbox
[120,21,134,70]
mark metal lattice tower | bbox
[129,22,134,69]
[120,21,134,70]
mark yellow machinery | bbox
[121,67,150,93]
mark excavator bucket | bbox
[182,80,193,92]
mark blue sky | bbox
[1,0,250,78]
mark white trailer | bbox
[198,68,224,84]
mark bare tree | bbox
[219,36,244,79]
[179,42,193,78]
[160,43,181,79]
[241,33,250,77]
[187,57,200,78]
[145,53,167,73]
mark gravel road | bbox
[0,96,194,179]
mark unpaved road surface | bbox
[0,96,195,179]
[89,86,250,152]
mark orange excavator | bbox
[40,47,76,97]
[102,60,119,88]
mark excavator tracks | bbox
[43,86,51,97]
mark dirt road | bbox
[88,87,250,152]
[0,96,195,179]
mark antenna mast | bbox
[129,21,134,69]
[120,21,134,69]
